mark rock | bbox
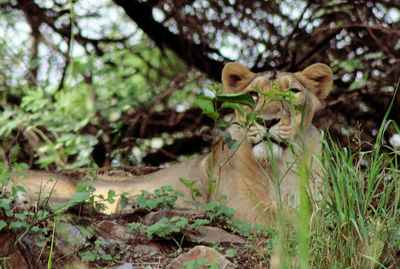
[113,263,135,269]
[133,243,161,255]
[21,225,87,268]
[0,233,29,269]
[167,245,235,269]
[55,222,87,252]
[97,220,131,241]
[186,226,245,245]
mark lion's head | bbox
[222,62,333,162]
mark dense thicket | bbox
[0,0,399,168]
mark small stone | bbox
[133,243,161,255]
[55,222,87,251]
[114,263,135,269]
[186,226,245,245]
[167,245,235,269]
[97,220,131,241]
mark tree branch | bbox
[113,0,225,81]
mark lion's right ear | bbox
[299,63,333,101]
[222,63,257,93]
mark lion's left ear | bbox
[297,63,333,100]
[222,62,257,93]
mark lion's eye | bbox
[255,117,264,126]
[249,91,259,103]
[256,117,280,128]
[289,88,301,93]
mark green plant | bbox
[306,131,399,267]
[179,177,203,202]
[147,216,189,239]
[0,166,53,242]
[80,239,120,264]
[131,185,184,211]
[225,248,238,259]
[205,198,235,224]
[194,84,257,201]
[0,35,198,169]
[306,87,400,268]
[128,216,189,253]
[0,164,119,268]
[183,259,219,269]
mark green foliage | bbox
[194,84,255,121]
[179,177,203,201]
[306,91,400,268]
[216,93,255,109]
[129,216,190,241]
[126,186,241,243]
[0,173,65,265]
[183,259,219,269]
[227,218,267,237]
[80,239,120,263]
[146,216,189,239]
[132,185,184,211]
[0,37,198,168]
[308,123,400,268]
[194,95,220,121]
[0,165,126,267]
[205,199,235,224]
[225,248,237,258]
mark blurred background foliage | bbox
[0,0,399,169]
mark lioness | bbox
[7,62,333,224]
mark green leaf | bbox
[81,251,96,262]
[0,220,6,231]
[216,93,255,109]
[36,241,46,248]
[199,126,210,133]
[194,96,214,113]
[14,213,26,221]
[217,130,240,150]
[101,254,113,261]
[225,249,237,258]
[70,192,90,204]
[194,96,219,120]
[179,178,194,188]
[16,185,26,193]
[206,201,219,211]
[246,112,256,123]
[216,119,230,128]
[107,190,117,199]
[161,185,173,192]
[0,198,11,210]
[221,102,244,116]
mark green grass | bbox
[267,125,400,268]
[311,132,399,268]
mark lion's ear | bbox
[298,63,333,100]
[222,63,257,93]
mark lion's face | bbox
[222,62,333,161]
